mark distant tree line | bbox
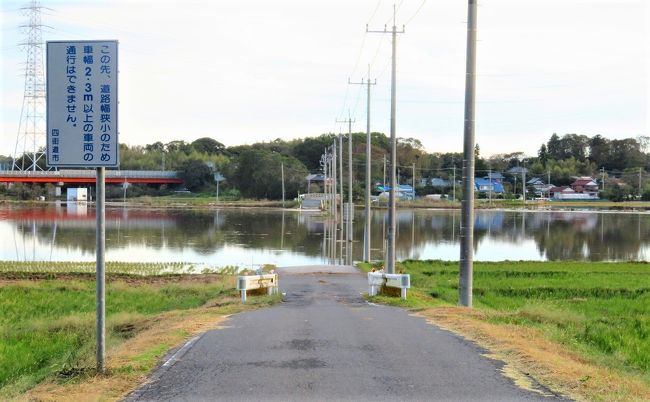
[2,133,649,201]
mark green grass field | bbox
[359,260,650,376]
[0,270,276,397]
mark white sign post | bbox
[46,40,118,373]
[214,172,225,203]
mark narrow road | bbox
[127,266,565,402]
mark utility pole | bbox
[339,134,344,227]
[349,67,376,261]
[368,5,404,273]
[332,140,338,225]
[521,167,526,206]
[412,163,416,200]
[383,154,387,188]
[639,168,643,198]
[336,114,355,243]
[320,152,327,210]
[488,168,492,204]
[452,164,456,201]
[459,0,478,307]
[601,167,606,192]
[281,162,285,208]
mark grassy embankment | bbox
[359,260,650,401]
[119,193,300,209]
[388,198,650,210]
[0,262,280,401]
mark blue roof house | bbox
[376,184,415,200]
[475,178,505,194]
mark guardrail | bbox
[368,272,410,299]
[236,273,279,303]
[0,169,179,179]
[301,193,339,200]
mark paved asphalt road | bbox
[126,266,566,402]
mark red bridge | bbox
[0,170,182,184]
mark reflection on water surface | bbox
[1,204,648,266]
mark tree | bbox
[474,144,488,172]
[191,137,226,155]
[291,134,336,171]
[228,148,308,199]
[547,133,562,160]
[178,159,213,192]
[165,140,192,154]
[538,144,548,167]
[588,135,610,168]
[609,138,644,171]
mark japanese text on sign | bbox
[47,40,118,167]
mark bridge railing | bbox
[301,193,338,200]
[0,170,179,179]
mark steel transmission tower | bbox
[12,1,49,171]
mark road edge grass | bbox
[15,295,281,402]
[357,261,650,402]
[3,279,280,402]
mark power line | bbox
[404,0,427,26]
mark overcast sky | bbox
[1,0,648,160]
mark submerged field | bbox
[0,266,277,399]
[361,260,650,400]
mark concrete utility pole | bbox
[522,166,526,205]
[601,167,606,192]
[349,67,376,261]
[332,140,338,225]
[488,168,492,204]
[368,5,404,274]
[452,164,456,201]
[383,154,387,188]
[281,162,285,208]
[336,115,355,243]
[321,150,329,215]
[459,0,478,307]
[412,163,416,200]
[339,134,344,227]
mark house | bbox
[474,178,505,194]
[483,172,504,182]
[430,178,450,187]
[570,177,599,198]
[305,173,325,183]
[419,177,451,187]
[507,166,529,176]
[527,177,552,197]
[305,173,326,193]
[377,184,416,200]
[550,185,598,200]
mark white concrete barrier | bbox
[368,272,410,299]
[236,274,279,303]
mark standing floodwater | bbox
[1,204,649,267]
